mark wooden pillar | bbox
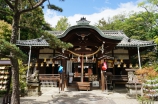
[100,60,105,92]
[61,59,66,91]
[112,50,115,74]
[96,57,98,78]
[81,56,84,82]
[101,70,105,92]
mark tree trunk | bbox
[10,12,20,104]
[10,58,20,104]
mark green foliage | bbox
[43,31,73,49]
[0,39,27,60]
[123,12,155,40]
[0,0,13,24]
[95,11,156,41]
[138,0,158,12]
[0,90,7,97]
[54,17,70,30]
[48,4,63,12]
[154,36,158,44]
[0,0,54,40]
[137,95,153,104]
[20,7,52,40]
[18,60,27,90]
[0,20,12,41]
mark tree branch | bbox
[0,10,12,15]
[19,0,46,14]
[4,0,14,10]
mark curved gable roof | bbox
[56,25,123,41]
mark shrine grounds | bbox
[1,86,158,104]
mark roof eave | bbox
[57,25,123,41]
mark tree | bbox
[138,0,158,40]
[94,18,108,30]
[95,14,126,30]
[0,0,53,40]
[0,20,12,41]
[122,11,155,40]
[95,11,156,40]
[0,0,12,24]
[20,7,50,40]
[54,16,70,31]
[0,0,72,104]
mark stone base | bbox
[126,93,138,99]
[27,83,41,96]
[126,83,142,96]
[128,89,141,95]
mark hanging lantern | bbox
[52,63,54,67]
[129,64,133,68]
[44,58,46,62]
[29,63,32,67]
[35,63,38,67]
[41,62,44,67]
[120,59,123,63]
[123,63,126,68]
[136,64,138,68]
[46,63,49,67]
[117,64,121,68]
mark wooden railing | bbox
[112,75,128,87]
[39,74,60,81]
[39,74,61,87]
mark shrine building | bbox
[16,17,155,91]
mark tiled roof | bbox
[102,30,126,40]
[102,30,155,47]
[16,36,49,46]
[16,30,155,47]
[47,31,63,36]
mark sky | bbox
[43,0,144,27]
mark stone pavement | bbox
[20,87,140,104]
[1,87,158,104]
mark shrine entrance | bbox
[56,18,123,91]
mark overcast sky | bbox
[43,0,144,27]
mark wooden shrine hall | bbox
[16,17,155,91]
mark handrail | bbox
[39,74,60,76]
[39,74,61,81]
